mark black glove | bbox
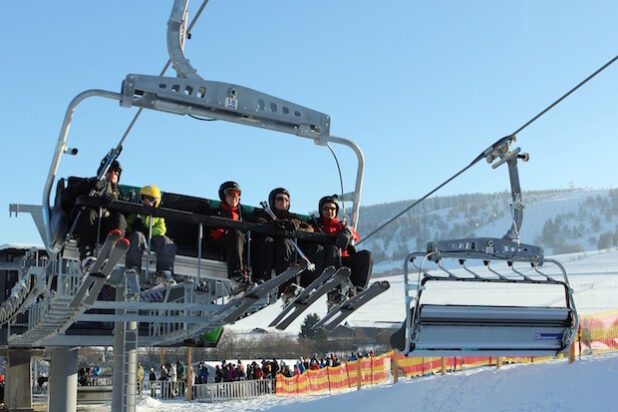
[275,220,297,236]
[132,217,147,234]
[95,178,106,192]
[100,192,116,205]
[335,226,354,249]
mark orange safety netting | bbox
[576,310,618,355]
[276,353,390,396]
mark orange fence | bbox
[276,309,618,396]
[577,310,618,355]
[276,352,390,396]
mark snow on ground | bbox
[114,353,618,412]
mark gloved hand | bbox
[132,217,147,234]
[100,192,116,205]
[335,226,354,249]
[94,177,107,192]
[275,220,297,236]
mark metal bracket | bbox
[121,74,330,142]
[482,135,529,241]
[427,237,544,264]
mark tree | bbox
[299,313,327,343]
[597,232,613,250]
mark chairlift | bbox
[4,0,368,349]
[391,137,579,357]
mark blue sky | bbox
[1,1,617,245]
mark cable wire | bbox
[117,0,211,149]
[357,53,618,246]
[326,143,346,218]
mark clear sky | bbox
[1,1,617,245]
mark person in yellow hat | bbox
[125,185,177,284]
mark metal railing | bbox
[191,379,276,402]
[144,378,276,402]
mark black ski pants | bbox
[74,207,127,258]
[342,250,373,289]
[209,229,245,276]
[251,235,296,282]
[322,245,373,289]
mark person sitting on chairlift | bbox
[314,195,373,306]
[72,159,127,260]
[253,187,322,302]
[207,181,251,291]
[125,185,177,285]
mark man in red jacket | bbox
[208,181,249,290]
[314,195,373,305]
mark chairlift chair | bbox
[391,138,579,357]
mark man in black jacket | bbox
[71,160,127,260]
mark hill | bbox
[353,188,618,274]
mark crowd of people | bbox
[140,353,374,388]
[77,365,103,386]
[67,158,374,307]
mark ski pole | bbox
[259,201,315,271]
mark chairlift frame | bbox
[394,137,579,357]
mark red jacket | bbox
[315,217,360,257]
[210,203,240,240]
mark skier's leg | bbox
[75,208,99,259]
[298,242,323,288]
[344,250,373,289]
[222,229,245,276]
[152,235,177,273]
[125,231,147,272]
[251,235,274,282]
[103,211,127,238]
[275,237,297,294]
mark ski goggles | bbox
[141,195,157,203]
[224,188,241,197]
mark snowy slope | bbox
[127,354,618,412]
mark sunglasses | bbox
[322,206,337,211]
[141,195,157,203]
[275,196,289,202]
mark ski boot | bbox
[326,289,346,312]
[230,271,251,296]
[281,283,302,306]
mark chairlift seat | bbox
[409,303,574,356]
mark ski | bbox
[218,261,307,324]
[71,236,130,308]
[87,229,123,274]
[269,266,338,327]
[70,230,122,308]
[273,267,351,330]
[315,280,390,331]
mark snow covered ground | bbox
[76,249,618,412]
[123,353,618,412]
